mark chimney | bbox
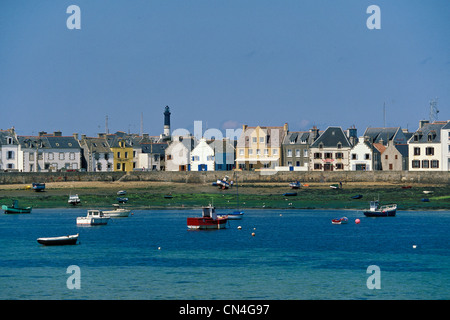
[310,126,319,142]
[98,133,106,138]
[54,131,62,137]
[73,133,79,140]
[38,131,47,137]
[419,120,429,129]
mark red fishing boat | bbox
[187,205,228,230]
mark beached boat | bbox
[32,182,45,192]
[283,192,298,196]
[37,234,79,246]
[330,182,343,189]
[362,200,397,217]
[423,190,434,194]
[68,194,81,205]
[117,197,129,204]
[216,176,231,189]
[103,204,131,217]
[351,194,363,199]
[117,190,127,196]
[2,200,32,214]
[187,205,228,230]
[76,209,110,226]
[289,181,301,189]
[332,217,348,224]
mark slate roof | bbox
[141,143,168,154]
[310,127,351,148]
[409,122,447,143]
[81,137,111,153]
[0,130,19,145]
[363,127,400,144]
[45,136,80,149]
[283,131,311,145]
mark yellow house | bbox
[235,124,288,170]
[108,135,134,172]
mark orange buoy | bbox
[355,219,360,224]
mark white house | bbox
[165,136,197,171]
[190,138,215,171]
[408,121,446,171]
[0,128,20,171]
[441,121,450,171]
[349,137,381,171]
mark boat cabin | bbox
[202,205,217,219]
[87,209,105,217]
[369,201,380,211]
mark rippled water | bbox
[1,208,449,299]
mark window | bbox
[337,143,342,149]
[395,155,398,160]
[335,152,343,159]
[335,163,344,170]
[7,137,12,144]
[351,154,357,160]
[260,137,264,143]
[303,149,308,157]
[264,149,269,155]
[48,152,54,160]
[295,149,300,157]
[422,160,429,168]
[256,149,261,155]
[287,149,292,157]
[365,154,370,160]
[7,151,14,160]
[314,163,322,170]
[59,152,64,160]
[385,155,388,160]
[325,152,333,159]
[252,137,257,143]
[239,149,244,156]
[412,160,420,168]
[69,152,75,160]
[314,152,322,159]
[249,149,253,155]
[425,147,434,156]
[273,149,278,156]
[117,163,121,170]
[296,161,300,166]
[414,147,420,156]
[29,152,34,161]
[167,155,172,160]
[124,152,128,158]
[389,164,393,170]
[431,160,439,168]
[117,152,121,158]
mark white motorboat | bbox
[76,210,110,226]
[68,194,81,205]
[103,204,131,217]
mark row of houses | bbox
[1,120,449,173]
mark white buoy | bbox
[251,232,255,236]
[413,245,417,249]
[237,226,242,230]
[158,247,161,250]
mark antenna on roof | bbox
[429,98,439,123]
[140,112,143,136]
[105,115,109,134]
[383,102,386,128]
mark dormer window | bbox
[319,143,324,149]
[337,142,342,149]
[7,137,13,145]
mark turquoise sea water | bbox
[0,208,449,300]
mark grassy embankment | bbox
[0,181,449,211]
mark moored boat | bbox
[332,217,348,224]
[350,194,363,199]
[103,204,131,217]
[117,197,129,204]
[76,209,110,225]
[362,200,397,217]
[289,181,301,189]
[32,182,45,192]
[2,200,32,214]
[37,234,79,246]
[283,192,297,196]
[68,194,81,205]
[187,205,228,230]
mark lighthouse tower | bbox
[163,106,171,140]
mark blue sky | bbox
[1,0,449,137]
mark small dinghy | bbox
[332,217,348,224]
[37,234,79,246]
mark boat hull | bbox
[2,206,32,214]
[76,217,110,225]
[37,234,78,246]
[103,209,130,217]
[187,217,228,230]
[363,209,396,217]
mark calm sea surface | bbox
[0,208,449,300]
